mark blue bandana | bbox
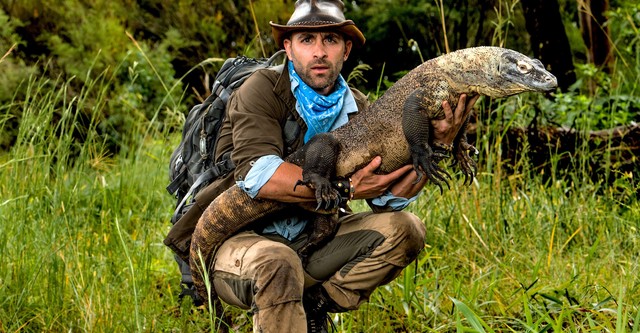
[289,61,348,143]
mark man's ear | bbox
[344,40,353,60]
[284,39,293,60]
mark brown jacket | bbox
[164,64,370,256]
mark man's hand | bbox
[350,156,413,200]
[431,94,480,146]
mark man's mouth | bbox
[311,65,329,74]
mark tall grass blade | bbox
[196,249,219,333]
[450,297,494,333]
[115,217,141,332]
[1,43,16,63]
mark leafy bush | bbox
[0,8,38,149]
[1,1,188,155]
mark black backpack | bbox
[166,50,287,225]
[166,50,295,305]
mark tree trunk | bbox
[520,0,577,91]
[579,0,613,94]
[579,0,613,71]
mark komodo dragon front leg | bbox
[402,88,479,190]
[292,133,342,210]
[290,133,343,261]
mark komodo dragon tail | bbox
[190,186,286,304]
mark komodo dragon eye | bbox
[517,60,532,73]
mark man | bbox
[190,0,478,332]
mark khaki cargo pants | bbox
[211,211,426,333]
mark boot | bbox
[303,285,342,333]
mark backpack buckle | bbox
[178,282,203,306]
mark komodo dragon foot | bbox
[292,171,341,264]
[294,173,342,211]
[409,143,451,193]
[451,140,478,186]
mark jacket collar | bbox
[272,64,297,112]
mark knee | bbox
[252,244,306,307]
[255,243,304,282]
[387,211,426,264]
[393,211,426,238]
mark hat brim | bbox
[270,20,365,49]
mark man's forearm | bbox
[256,162,317,202]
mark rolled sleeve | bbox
[236,155,284,198]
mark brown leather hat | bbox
[270,0,365,49]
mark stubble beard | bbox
[292,58,343,93]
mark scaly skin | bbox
[189,46,558,303]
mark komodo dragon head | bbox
[440,46,558,97]
[494,48,558,95]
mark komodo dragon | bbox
[188,46,558,303]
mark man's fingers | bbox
[441,100,454,121]
[452,94,468,123]
[384,164,413,180]
[465,95,480,115]
[443,94,474,124]
[363,156,382,172]
[363,157,411,181]
[451,94,479,124]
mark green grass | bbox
[1,64,639,333]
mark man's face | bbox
[284,31,353,95]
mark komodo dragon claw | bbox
[409,143,451,194]
[294,175,341,210]
[451,141,478,186]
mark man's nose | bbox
[312,40,328,58]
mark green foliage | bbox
[608,1,640,62]
[346,0,443,90]
[0,8,38,149]
[0,1,639,330]
[489,0,522,47]
[0,0,303,155]
[0,68,177,331]
[0,1,188,154]
[535,60,640,131]
[45,7,128,80]
[104,38,185,154]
